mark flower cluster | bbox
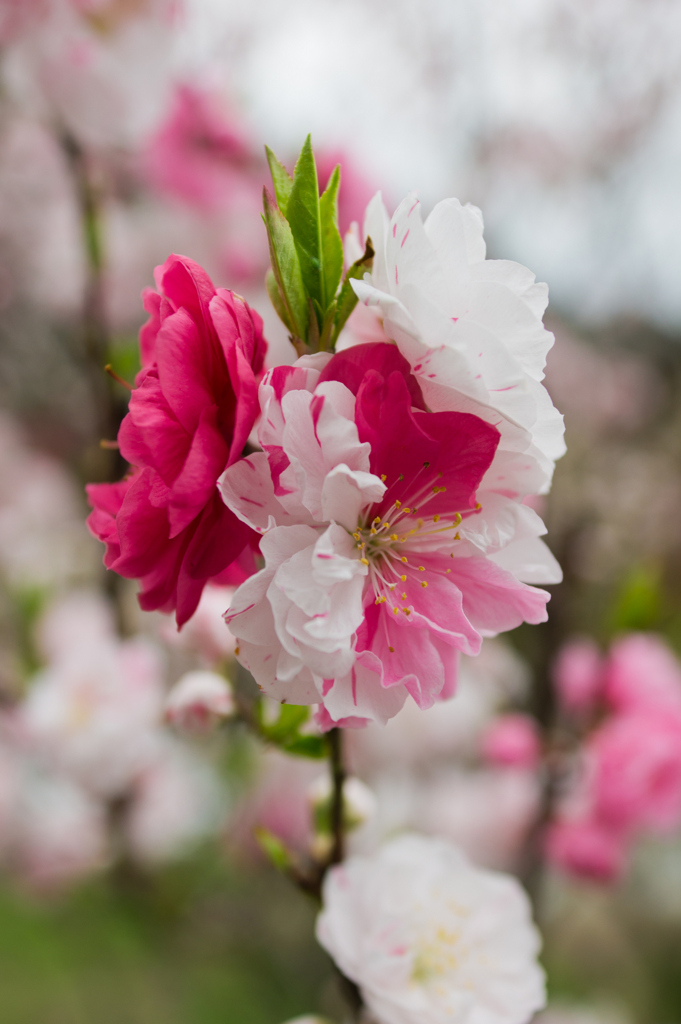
[82,138,559,1022]
[88,140,563,728]
[547,634,681,882]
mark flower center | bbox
[349,463,481,610]
[411,924,466,985]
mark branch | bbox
[327,727,346,866]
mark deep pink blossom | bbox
[482,713,541,769]
[87,254,266,626]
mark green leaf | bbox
[307,298,320,351]
[262,188,308,342]
[260,702,310,743]
[319,164,343,307]
[286,135,324,311]
[254,827,292,873]
[265,268,293,334]
[609,563,663,634]
[318,302,337,352]
[282,735,328,759]
[265,146,293,215]
[331,236,375,346]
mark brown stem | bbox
[516,520,588,913]
[59,127,124,483]
[328,727,346,866]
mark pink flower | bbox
[589,710,681,835]
[87,254,266,626]
[482,713,541,769]
[552,638,603,715]
[603,633,681,716]
[142,84,258,214]
[0,0,48,43]
[220,343,554,725]
[545,817,626,884]
[548,633,681,884]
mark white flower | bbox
[316,834,545,1024]
[165,670,235,732]
[345,193,565,495]
[20,592,166,798]
[13,766,108,890]
[125,736,223,865]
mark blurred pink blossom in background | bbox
[482,713,541,769]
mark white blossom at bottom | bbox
[316,834,545,1024]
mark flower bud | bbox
[307,774,376,841]
[165,671,235,733]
